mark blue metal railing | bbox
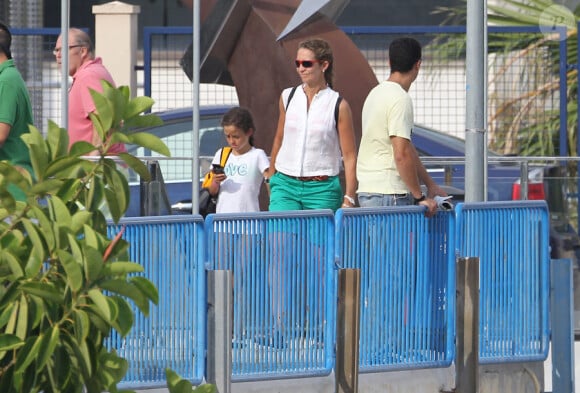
[335,207,455,372]
[105,201,551,387]
[456,201,551,363]
[205,210,336,381]
[105,216,206,388]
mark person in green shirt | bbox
[0,22,34,202]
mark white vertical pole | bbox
[191,0,200,214]
[60,0,70,130]
[483,1,488,201]
[60,0,69,130]
[465,0,487,202]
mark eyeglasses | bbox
[295,59,319,68]
[52,45,83,55]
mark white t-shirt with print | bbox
[212,147,270,213]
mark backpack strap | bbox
[285,86,298,112]
[286,87,342,131]
[334,96,342,130]
[220,146,232,167]
[201,147,232,189]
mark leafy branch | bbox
[0,82,169,392]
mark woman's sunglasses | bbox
[295,59,319,68]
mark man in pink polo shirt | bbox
[54,28,126,155]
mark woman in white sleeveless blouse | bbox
[267,38,357,212]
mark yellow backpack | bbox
[201,147,232,189]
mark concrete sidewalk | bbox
[137,350,578,393]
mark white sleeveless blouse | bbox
[274,85,342,177]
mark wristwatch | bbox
[413,194,426,205]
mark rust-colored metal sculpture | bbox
[192,0,379,152]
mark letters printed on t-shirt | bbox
[225,163,248,177]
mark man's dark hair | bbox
[388,37,421,74]
[0,21,12,59]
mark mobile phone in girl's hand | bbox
[212,164,225,174]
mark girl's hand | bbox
[212,173,227,185]
[209,173,227,195]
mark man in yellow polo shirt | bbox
[357,37,446,217]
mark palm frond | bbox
[432,0,578,157]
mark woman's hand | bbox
[265,167,276,179]
[341,194,356,208]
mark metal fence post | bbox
[456,257,479,393]
[336,268,361,393]
[550,258,575,393]
[519,161,529,200]
[140,160,171,216]
[206,270,233,393]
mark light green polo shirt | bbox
[357,81,414,194]
[0,59,34,200]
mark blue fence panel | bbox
[335,207,455,372]
[455,201,550,363]
[205,210,336,381]
[106,216,206,388]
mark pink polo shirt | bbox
[68,57,126,154]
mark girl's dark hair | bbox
[221,106,255,146]
[298,38,334,88]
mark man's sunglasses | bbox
[295,59,319,68]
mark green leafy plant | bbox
[166,369,216,393]
[0,82,171,392]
